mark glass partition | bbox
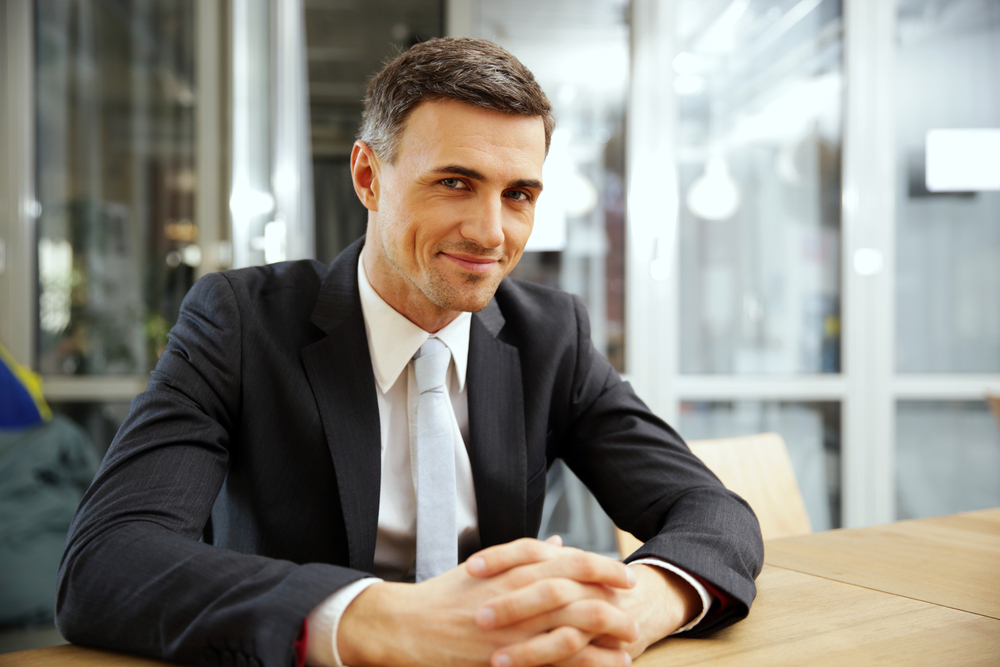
[305,0,445,264]
[35,0,200,375]
[896,401,1000,519]
[478,0,630,371]
[675,0,843,375]
[894,0,1000,373]
[680,400,841,530]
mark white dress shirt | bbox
[305,257,710,667]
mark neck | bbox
[361,240,459,334]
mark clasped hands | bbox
[337,536,699,667]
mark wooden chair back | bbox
[616,432,812,558]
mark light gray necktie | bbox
[412,337,457,582]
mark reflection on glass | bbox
[895,0,1000,373]
[305,0,444,264]
[676,0,843,374]
[35,1,199,375]
[896,401,1000,519]
[680,400,841,530]
[479,0,629,371]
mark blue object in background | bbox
[1,343,98,627]
[1,344,50,429]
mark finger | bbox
[477,582,638,643]
[503,549,637,593]
[467,538,560,578]
[528,599,640,644]
[545,534,563,547]
[490,628,630,667]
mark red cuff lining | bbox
[686,573,735,624]
[294,618,308,667]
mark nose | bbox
[460,195,505,249]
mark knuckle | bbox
[555,627,587,654]
[549,578,576,605]
[572,553,598,578]
[586,602,612,629]
[492,598,516,622]
[528,540,551,559]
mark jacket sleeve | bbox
[55,273,366,667]
[556,296,764,637]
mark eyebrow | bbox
[432,165,543,192]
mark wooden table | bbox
[637,508,1000,666]
[764,507,1000,619]
[3,510,999,666]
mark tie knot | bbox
[414,337,450,394]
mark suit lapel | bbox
[302,239,381,572]
[467,300,527,548]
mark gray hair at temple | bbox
[358,37,555,163]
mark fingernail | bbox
[623,652,632,666]
[493,653,512,667]
[467,556,486,575]
[476,606,497,629]
[626,568,637,587]
[633,621,640,641]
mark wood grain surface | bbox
[764,508,1000,619]
[636,565,1000,667]
[0,645,176,667]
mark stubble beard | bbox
[382,236,505,315]
[420,265,500,314]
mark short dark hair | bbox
[359,37,555,162]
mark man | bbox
[57,38,762,667]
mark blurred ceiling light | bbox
[672,51,707,76]
[686,157,741,220]
[529,129,572,251]
[182,245,203,268]
[566,171,599,218]
[925,128,1000,192]
[229,186,275,221]
[674,75,706,96]
[263,219,287,264]
[649,256,671,282]
[853,248,883,276]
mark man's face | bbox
[354,98,546,332]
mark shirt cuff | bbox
[627,557,713,634]
[305,577,382,667]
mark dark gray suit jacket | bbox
[56,239,763,667]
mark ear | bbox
[351,141,380,212]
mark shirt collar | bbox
[357,255,471,394]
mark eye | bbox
[505,190,532,202]
[440,178,468,189]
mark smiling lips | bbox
[440,251,502,274]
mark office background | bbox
[1,0,999,651]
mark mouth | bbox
[440,251,502,274]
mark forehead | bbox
[393,99,546,179]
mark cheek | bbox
[504,212,535,249]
